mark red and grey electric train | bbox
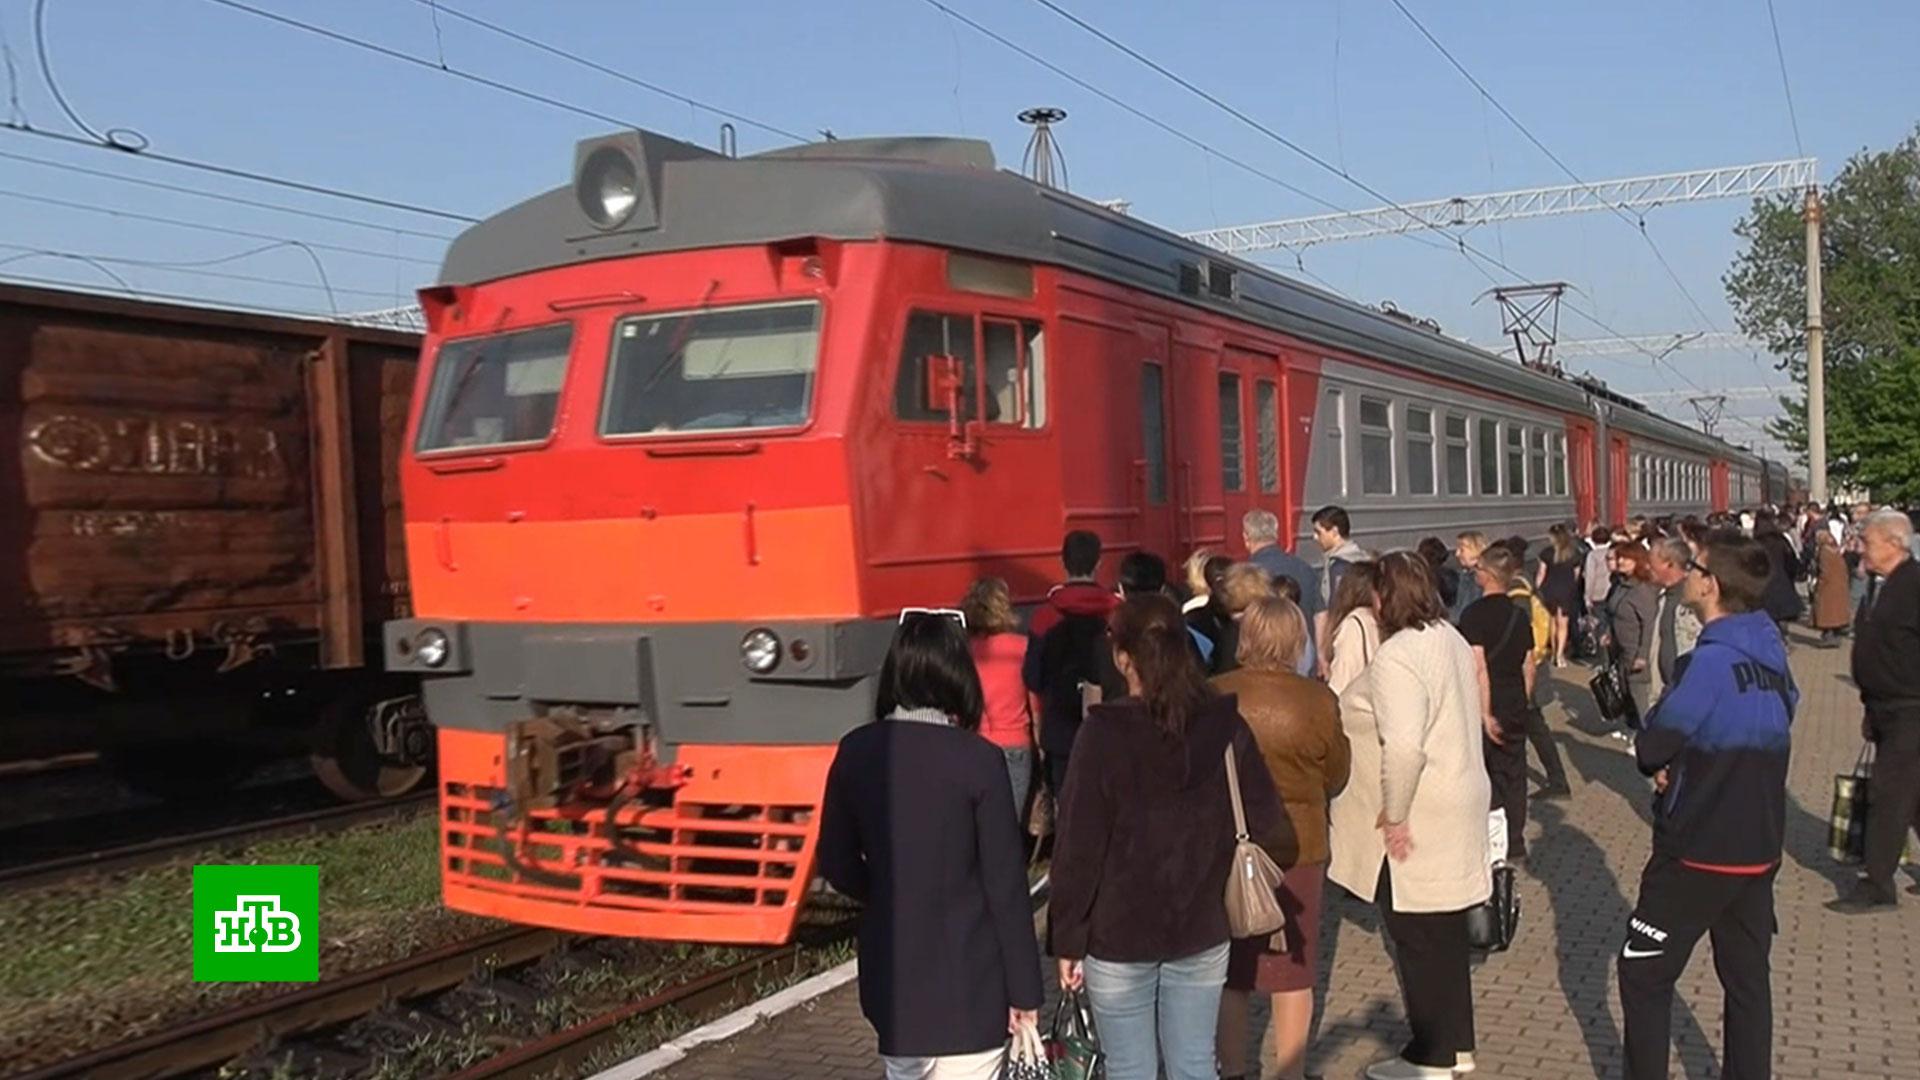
[386,129,1779,944]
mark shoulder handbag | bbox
[1223,742,1288,938]
[1465,862,1519,952]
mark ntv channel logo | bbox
[193,865,319,982]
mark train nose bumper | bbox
[436,728,832,944]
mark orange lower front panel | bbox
[435,727,835,944]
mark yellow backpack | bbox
[1507,580,1553,664]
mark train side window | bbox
[895,311,978,422]
[1550,433,1568,497]
[982,318,1046,428]
[1477,418,1500,496]
[1359,396,1393,495]
[1255,380,1280,494]
[1324,388,1347,496]
[417,322,572,452]
[1406,405,1435,496]
[1505,425,1526,496]
[1142,363,1168,504]
[1529,429,1548,496]
[1444,413,1470,495]
[1219,372,1244,492]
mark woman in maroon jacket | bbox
[1050,595,1288,1080]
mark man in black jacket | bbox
[1023,531,1122,799]
[1832,508,1920,912]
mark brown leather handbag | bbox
[1223,743,1287,939]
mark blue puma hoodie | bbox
[1636,611,1797,869]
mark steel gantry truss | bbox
[1480,331,1759,360]
[1184,158,1818,254]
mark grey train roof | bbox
[441,129,1761,469]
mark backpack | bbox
[1507,581,1552,664]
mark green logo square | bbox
[192,865,319,982]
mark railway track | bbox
[0,790,437,891]
[16,920,853,1080]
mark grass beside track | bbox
[0,809,496,1075]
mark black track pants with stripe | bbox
[1618,854,1778,1080]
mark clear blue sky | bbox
[5,0,1917,458]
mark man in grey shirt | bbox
[1647,536,1702,704]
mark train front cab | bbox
[386,238,908,944]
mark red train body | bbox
[389,130,1768,943]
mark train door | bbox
[1710,460,1731,513]
[1608,435,1630,524]
[1135,323,1178,563]
[1171,335,1230,555]
[1569,424,1597,525]
[1215,347,1272,555]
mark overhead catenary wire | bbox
[0,240,430,311]
[0,269,391,323]
[1382,0,1725,334]
[1763,0,1806,159]
[0,147,458,241]
[0,187,444,266]
[401,0,810,143]
[0,123,480,223]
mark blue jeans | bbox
[1000,745,1033,822]
[1082,941,1229,1080]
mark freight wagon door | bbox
[0,303,322,677]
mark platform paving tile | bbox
[660,628,1920,1078]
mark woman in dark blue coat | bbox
[818,611,1043,1079]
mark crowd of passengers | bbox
[816,501,1920,1080]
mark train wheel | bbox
[310,695,429,801]
[106,742,254,801]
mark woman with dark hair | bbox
[1187,555,1237,670]
[1327,552,1491,1080]
[962,577,1036,817]
[819,611,1043,1079]
[1323,560,1381,693]
[1604,540,1659,724]
[1417,536,1461,616]
[1050,595,1285,1080]
[1752,513,1805,638]
[1535,524,1583,668]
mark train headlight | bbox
[413,628,451,669]
[577,145,640,230]
[740,628,781,675]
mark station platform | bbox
[615,626,1920,1079]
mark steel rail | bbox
[15,926,561,1080]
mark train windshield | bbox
[600,301,821,436]
[416,323,572,452]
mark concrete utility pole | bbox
[1804,186,1827,504]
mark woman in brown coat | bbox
[1812,529,1852,644]
[1211,597,1351,1080]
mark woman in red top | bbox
[963,577,1036,817]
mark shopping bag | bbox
[1590,662,1640,729]
[1006,1014,1054,1080]
[1046,988,1103,1080]
[1831,742,1873,863]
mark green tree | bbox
[1725,125,1920,503]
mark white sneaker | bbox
[1455,1050,1477,1074]
[1364,1057,1456,1080]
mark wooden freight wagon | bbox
[0,284,427,799]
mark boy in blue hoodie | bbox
[1618,532,1796,1080]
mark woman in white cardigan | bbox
[1328,552,1492,1080]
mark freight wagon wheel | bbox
[310,695,428,802]
[105,742,254,801]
